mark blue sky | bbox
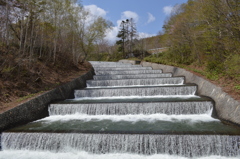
[79,0,188,43]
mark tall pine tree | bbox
[116,18,137,58]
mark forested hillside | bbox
[145,0,240,99]
[0,0,111,108]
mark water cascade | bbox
[95,70,163,75]
[49,101,213,115]
[93,73,172,80]
[94,67,153,71]
[87,77,184,87]
[2,133,240,156]
[74,85,197,98]
[1,61,240,159]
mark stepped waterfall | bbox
[1,61,240,159]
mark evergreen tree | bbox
[116,18,137,58]
[116,20,128,58]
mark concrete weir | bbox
[120,60,240,126]
[1,60,240,158]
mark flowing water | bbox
[87,77,184,87]
[74,85,197,98]
[49,101,213,115]
[95,70,163,75]
[93,73,172,80]
[1,61,240,159]
[94,67,153,71]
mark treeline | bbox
[0,0,111,70]
[146,0,240,80]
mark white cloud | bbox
[105,30,156,44]
[83,5,108,28]
[117,19,123,27]
[84,5,107,18]
[138,32,156,39]
[105,10,156,44]
[104,11,139,44]
[163,6,173,15]
[104,26,119,44]
[82,5,122,44]
[121,11,139,22]
[147,12,156,24]
[172,4,182,15]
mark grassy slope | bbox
[143,57,240,102]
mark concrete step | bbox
[93,67,152,71]
[87,77,184,87]
[74,84,197,98]
[49,100,213,115]
[95,69,163,75]
[93,73,173,80]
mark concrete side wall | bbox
[120,60,240,125]
[0,69,94,132]
[143,62,240,125]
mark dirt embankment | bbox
[0,60,92,113]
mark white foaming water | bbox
[86,77,184,88]
[86,83,184,88]
[0,151,239,159]
[74,86,197,98]
[72,95,200,101]
[37,111,218,123]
